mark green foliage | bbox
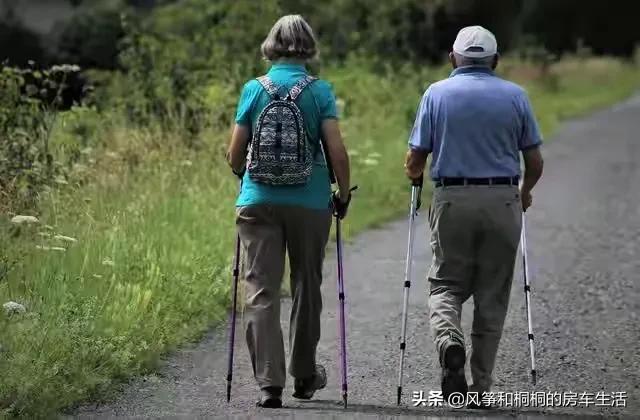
[282,0,525,62]
[2,0,640,71]
[0,65,81,212]
[109,0,283,134]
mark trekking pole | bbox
[226,233,241,402]
[397,175,423,405]
[521,211,537,385]
[335,185,358,409]
[226,178,243,402]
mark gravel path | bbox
[71,96,640,419]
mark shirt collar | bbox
[270,62,307,72]
[450,66,495,77]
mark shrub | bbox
[0,64,84,212]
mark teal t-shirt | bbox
[234,63,337,210]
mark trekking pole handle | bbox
[411,175,424,211]
[333,185,358,198]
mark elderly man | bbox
[404,26,544,407]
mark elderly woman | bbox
[226,15,352,408]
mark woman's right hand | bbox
[332,190,351,219]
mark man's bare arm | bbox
[405,147,429,181]
[521,146,544,210]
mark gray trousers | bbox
[236,204,332,389]
[427,185,522,393]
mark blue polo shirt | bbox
[234,63,337,209]
[408,66,543,179]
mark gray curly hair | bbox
[261,15,318,61]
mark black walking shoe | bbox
[440,341,468,402]
[292,364,327,400]
[256,386,283,408]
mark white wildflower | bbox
[36,245,66,252]
[102,259,115,267]
[181,159,193,167]
[3,301,26,316]
[54,235,78,244]
[347,149,360,157]
[363,158,379,166]
[54,176,68,185]
[105,151,119,159]
[368,152,382,159]
[11,215,39,225]
[37,232,51,238]
[51,64,81,73]
[92,274,103,279]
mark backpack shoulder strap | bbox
[288,75,318,101]
[257,75,280,99]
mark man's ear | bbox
[449,52,457,69]
[492,53,500,70]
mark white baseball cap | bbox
[452,26,498,58]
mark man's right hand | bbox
[521,146,543,212]
[521,189,533,211]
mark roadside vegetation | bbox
[1,0,639,417]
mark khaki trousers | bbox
[427,185,522,393]
[236,204,332,389]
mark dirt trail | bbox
[71,96,640,419]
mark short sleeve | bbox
[408,87,433,151]
[235,80,260,126]
[517,92,543,151]
[314,80,338,120]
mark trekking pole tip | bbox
[343,393,348,409]
[397,386,402,405]
[531,370,537,386]
[226,383,231,402]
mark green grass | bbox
[1,56,639,418]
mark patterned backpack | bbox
[246,75,317,186]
